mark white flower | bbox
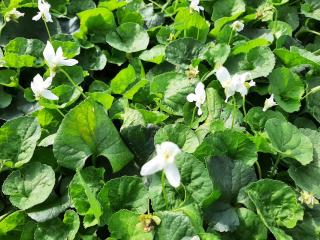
[263,94,277,111]
[140,142,181,188]
[190,0,204,12]
[215,66,252,102]
[43,41,78,77]
[191,236,200,240]
[5,8,25,22]
[32,0,52,22]
[231,20,244,32]
[187,82,206,115]
[31,74,58,100]
[298,191,319,207]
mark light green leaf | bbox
[301,0,320,21]
[34,210,80,240]
[306,76,320,123]
[195,130,257,166]
[0,69,18,87]
[69,167,104,228]
[269,67,305,113]
[265,118,313,165]
[2,162,55,210]
[154,123,199,153]
[139,45,166,64]
[108,210,153,240]
[77,46,107,71]
[53,99,133,171]
[110,64,136,94]
[0,211,27,236]
[105,22,149,53]
[0,116,41,168]
[211,0,246,20]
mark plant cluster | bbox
[0,0,320,239]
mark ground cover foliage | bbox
[0,0,320,239]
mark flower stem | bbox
[190,106,196,128]
[161,172,169,209]
[270,154,281,177]
[231,96,237,129]
[228,30,234,45]
[60,68,87,98]
[42,18,52,40]
[242,97,247,119]
[55,108,65,117]
[255,161,262,179]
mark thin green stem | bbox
[228,30,234,45]
[190,106,196,127]
[161,172,169,209]
[42,18,52,40]
[242,97,247,119]
[270,154,281,177]
[255,161,262,179]
[178,183,188,207]
[60,68,87,98]
[56,108,65,117]
[231,96,237,129]
[302,86,320,100]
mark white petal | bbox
[32,12,42,21]
[237,84,248,97]
[58,59,78,67]
[195,82,205,98]
[43,76,53,88]
[164,163,180,188]
[44,12,52,22]
[43,41,56,63]
[56,47,64,60]
[216,66,231,86]
[187,93,197,102]
[158,141,181,158]
[41,89,58,100]
[140,156,164,176]
[33,74,44,85]
[197,107,202,116]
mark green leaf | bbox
[0,211,27,236]
[269,67,305,113]
[88,92,114,110]
[241,179,304,229]
[150,72,197,116]
[110,64,136,94]
[154,123,199,153]
[69,167,104,228]
[51,34,81,58]
[108,210,153,240]
[98,176,148,215]
[207,156,256,202]
[77,46,107,71]
[232,39,271,55]
[154,211,197,240]
[165,38,203,66]
[0,116,41,168]
[0,87,12,109]
[75,7,116,42]
[269,21,292,39]
[26,194,70,222]
[4,37,45,68]
[211,0,246,20]
[53,99,133,171]
[0,69,18,87]
[232,208,268,240]
[2,162,55,210]
[105,22,149,53]
[139,45,166,64]
[288,128,320,197]
[34,210,80,240]
[195,129,257,166]
[200,43,230,66]
[174,8,209,42]
[265,118,313,165]
[245,107,286,132]
[306,76,320,123]
[301,0,320,21]
[225,46,275,79]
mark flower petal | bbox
[186,93,197,102]
[59,59,78,67]
[140,156,164,176]
[158,141,181,158]
[41,89,59,100]
[43,41,55,63]
[195,82,205,98]
[197,107,202,116]
[216,66,231,86]
[43,76,53,88]
[164,163,180,188]
[32,12,42,21]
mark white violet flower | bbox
[32,0,53,22]
[215,66,253,102]
[5,8,25,22]
[140,141,181,188]
[43,41,78,77]
[31,74,58,100]
[231,20,244,32]
[190,0,204,12]
[187,82,206,115]
[298,191,319,207]
[263,94,277,111]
